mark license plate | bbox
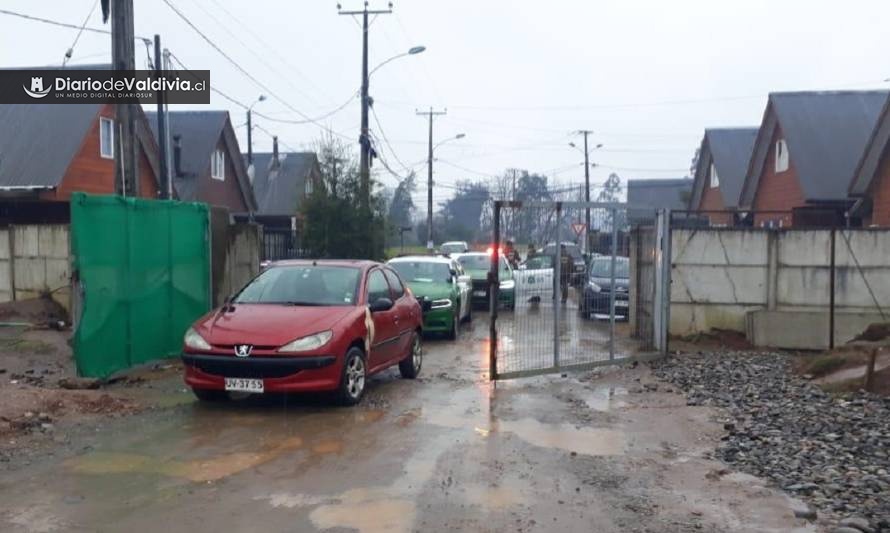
[224,377,264,393]
[615,300,629,308]
[473,290,486,297]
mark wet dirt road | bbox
[0,315,816,532]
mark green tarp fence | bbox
[71,193,211,378]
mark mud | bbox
[0,315,819,532]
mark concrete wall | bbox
[0,225,71,311]
[668,228,890,348]
[214,223,261,306]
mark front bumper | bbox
[422,305,455,332]
[581,291,629,316]
[182,352,341,393]
[469,284,514,308]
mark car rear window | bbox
[457,254,509,273]
[389,261,451,283]
[234,265,360,306]
[589,258,629,279]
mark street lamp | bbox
[246,94,266,166]
[426,132,466,250]
[369,46,426,77]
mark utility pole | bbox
[153,35,168,199]
[111,0,137,196]
[246,110,253,166]
[162,48,173,200]
[339,2,393,214]
[575,130,594,253]
[416,107,447,251]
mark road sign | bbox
[571,222,587,237]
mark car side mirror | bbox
[368,297,394,313]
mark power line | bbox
[0,7,150,41]
[370,106,414,173]
[62,0,100,67]
[161,0,349,138]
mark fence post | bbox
[489,201,501,381]
[829,226,836,350]
[609,207,617,360]
[554,202,562,369]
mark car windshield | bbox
[389,261,451,283]
[589,258,629,279]
[457,254,510,273]
[234,265,360,306]
[543,244,582,259]
[440,243,466,253]
[524,255,554,270]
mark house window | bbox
[709,163,719,188]
[211,149,225,180]
[305,178,313,196]
[775,139,789,173]
[99,117,114,159]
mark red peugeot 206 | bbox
[181,260,423,405]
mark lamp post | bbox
[246,94,266,167]
[426,132,466,251]
[356,45,426,214]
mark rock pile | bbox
[652,351,890,531]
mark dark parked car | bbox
[580,257,630,319]
[541,242,586,286]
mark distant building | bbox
[738,91,888,228]
[627,178,693,226]
[248,139,321,230]
[850,96,890,226]
[0,102,162,222]
[147,110,257,215]
[688,128,758,226]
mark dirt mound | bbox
[851,322,890,343]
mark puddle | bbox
[463,484,525,509]
[311,494,415,533]
[67,436,304,482]
[500,418,625,456]
[583,386,627,412]
[312,439,343,455]
[423,407,625,456]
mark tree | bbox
[387,173,417,246]
[300,133,386,260]
[439,181,490,243]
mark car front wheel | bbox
[336,347,367,406]
[399,332,422,379]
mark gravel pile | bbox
[652,351,890,532]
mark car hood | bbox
[193,304,358,347]
[408,282,451,300]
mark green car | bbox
[387,256,472,339]
[454,252,515,310]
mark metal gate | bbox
[488,201,670,380]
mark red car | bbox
[181,260,423,405]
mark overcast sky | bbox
[2,0,889,205]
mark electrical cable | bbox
[62,0,100,67]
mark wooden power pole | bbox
[111,0,138,196]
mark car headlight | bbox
[499,279,515,290]
[588,281,601,293]
[278,330,333,353]
[430,299,452,309]
[183,327,211,351]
